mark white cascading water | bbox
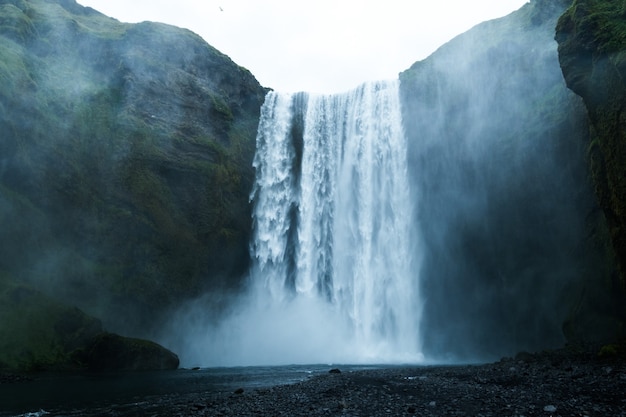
[248,80,423,364]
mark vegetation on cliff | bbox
[0,273,179,371]
[3,0,625,369]
[556,0,626,341]
[0,272,100,370]
[0,0,266,351]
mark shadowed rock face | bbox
[556,0,626,339]
[400,0,619,360]
[0,0,267,337]
[77,332,180,371]
[0,275,178,371]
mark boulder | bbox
[77,332,179,371]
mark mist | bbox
[157,0,607,367]
[3,0,608,369]
[400,0,600,361]
[161,286,379,367]
[162,81,426,367]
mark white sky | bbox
[76,0,529,94]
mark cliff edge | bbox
[556,0,626,340]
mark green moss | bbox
[0,273,177,372]
[28,0,127,40]
[210,93,234,121]
[556,0,626,343]
[559,0,626,54]
[0,0,264,340]
[78,332,179,371]
[598,343,619,357]
[0,42,33,94]
[0,277,102,371]
[0,3,35,42]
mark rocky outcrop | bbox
[0,274,100,371]
[0,0,267,337]
[0,274,178,371]
[76,332,179,371]
[556,0,626,339]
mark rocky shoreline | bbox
[3,348,626,416]
[162,353,626,416]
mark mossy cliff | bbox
[0,273,179,371]
[400,0,621,360]
[0,0,266,350]
[556,0,626,339]
[3,0,625,369]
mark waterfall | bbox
[249,80,423,363]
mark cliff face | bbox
[556,0,626,337]
[0,0,266,337]
[400,0,619,360]
[3,0,624,369]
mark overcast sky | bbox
[76,0,529,93]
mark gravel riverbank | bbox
[3,348,625,416]
[162,353,626,416]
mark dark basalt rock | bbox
[76,332,179,371]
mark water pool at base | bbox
[1,364,393,416]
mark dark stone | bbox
[77,332,179,371]
[0,373,32,384]
[329,368,341,374]
[514,351,535,362]
[556,0,626,342]
[96,347,624,416]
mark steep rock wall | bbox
[400,0,616,360]
[556,0,626,340]
[0,0,267,335]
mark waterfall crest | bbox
[249,80,423,363]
